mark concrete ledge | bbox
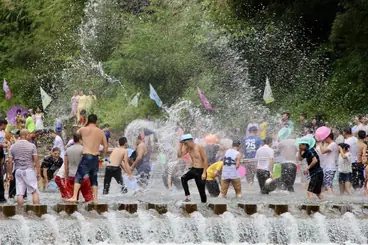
[146,203,167,214]
[25,205,47,217]
[56,203,78,215]
[182,203,197,214]
[300,205,320,215]
[118,203,138,214]
[86,204,108,214]
[208,204,227,215]
[238,204,257,215]
[332,204,352,215]
[0,205,16,217]
[269,204,288,215]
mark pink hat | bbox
[204,134,218,145]
[315,126,331,141]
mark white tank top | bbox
[222,149,240,180]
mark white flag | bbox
[40,87,52,109]
[263,77,274,104]
[149,84,162,108]
[129,93,140,107]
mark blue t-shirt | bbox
[104,130,111,143]
[242,136,262,159]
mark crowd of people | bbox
[163,112,368,202]
[1,108,368,206]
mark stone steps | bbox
[0,202,363,218]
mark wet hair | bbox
[232,139,241,147]
[119,137,128,146]
[343,127,352,135]
[52,147,61,153]
[339,143,350,151]
[130,151,137,161]
[87,114,97,123]
[282,112,290,119]
[73,133,81,143]
[263,137,272,145]
[248,126,258,133]
[358,130,366,140]
[0,119,8,126]
[327,132,334,140]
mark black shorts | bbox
[308,170,323,195]
[339,172,352,183]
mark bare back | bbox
[188,144,206,168]
[358,141,367,163]
[137,142,148,162]
[108,148,127,167]
[78,126,107,155]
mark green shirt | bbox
[25,116,35,133]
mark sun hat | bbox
[277,127,292,141]
[297,136,316,148]
[315,126,331,141]
[180,134,194,142]
[204,134,218,145]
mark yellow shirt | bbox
[259,122,268,140]
[206,161,224,180]
[78,95,87,110]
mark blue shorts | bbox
[339,172,351,183]
[75,154,99,186]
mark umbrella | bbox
[7,106,28,126]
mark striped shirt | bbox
[9,140,38,170]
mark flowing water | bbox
[8,0,367,244]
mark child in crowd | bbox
[338,143,352,195]
[41,147,63,188]
[78,110,87,127]
[298,137,324,200]
[219,140,242,199]
[255,137,274,194]
[206,161,224,197]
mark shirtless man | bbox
[178,134,208,203]
[67,114,108,203]
[131,135,151,187]
[356,130,367,189]
[103,137,133,194]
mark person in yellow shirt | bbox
[259,120,268,140]
[206,161,223,197]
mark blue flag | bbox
[149,84,162,108]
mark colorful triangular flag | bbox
[40,87,52,109]
[263,77,274,104]
[129,92,140,107]
[197,87,213,110]
[149,84,162,108]
[3,79,11,100]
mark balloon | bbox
[237,165,246,177]
[315,126,331,141]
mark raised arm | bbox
[177,142,187,158]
